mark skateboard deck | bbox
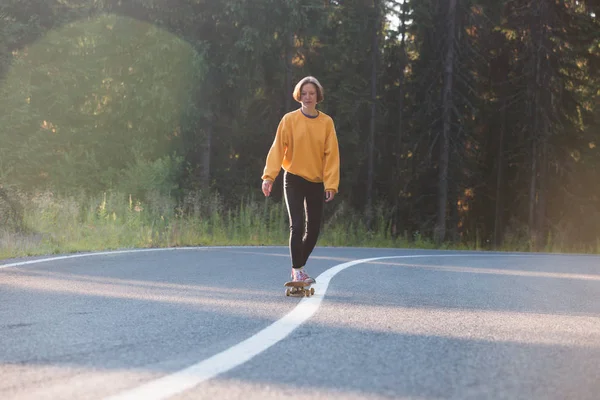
[284,280,315,297]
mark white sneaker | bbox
[291,267,315,284]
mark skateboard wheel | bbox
[286,288,291,296]
[310,288,315,295]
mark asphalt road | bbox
[1,247,599,400]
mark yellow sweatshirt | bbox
[262,109,340,193]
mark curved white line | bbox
[2,248,522,398]
[0,246,280,269]
[103,255,436,400]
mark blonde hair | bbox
[293,76,324,103]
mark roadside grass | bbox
[1,191,290,260]
[0,191,598,261]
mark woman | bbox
[261,76,340,283]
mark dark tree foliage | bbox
[1,0,598,250]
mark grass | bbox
[0,191,598,261]
[0,191,287,259]
[0,190,417,260]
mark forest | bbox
[1,0,599,256]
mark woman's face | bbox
[300,83,318,107]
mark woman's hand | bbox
[262,180,273,197]
[325,190,335,202]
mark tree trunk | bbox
[285,32,294,112]
[536,121,548,247]
[528,138,538,246]
[528,1,545,250]
[494,49,509,248]
[494,98,507,247]
[434,0,457,245]
[201,121,212,188]
[366,0,380,230]
[392,5,408,238]
[449,175,460,242]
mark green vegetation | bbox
[2,190,598,262]
[1,1,599,257]
[0,191,280,260]
[0,191,403,260]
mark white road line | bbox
[0,246,279,269]
[0,249,175,269]
[1,248,520,399]
[102,255,445,400]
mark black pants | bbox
[284,171,325,268]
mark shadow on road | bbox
[0,247,598,399]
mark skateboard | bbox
[284,280,315,297]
